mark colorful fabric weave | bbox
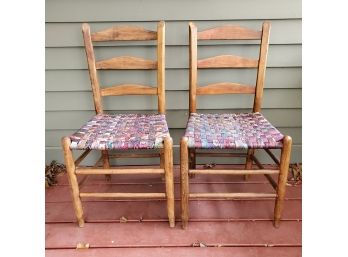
[69,114,170,150]
[184,113,283,149]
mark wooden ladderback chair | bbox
[61,21,175,228]
[180,22,292,229]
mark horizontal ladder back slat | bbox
[197,55,258,68]
[95,56,157,70]
[101,84,157,96]
[91,26,157,41]
[196,82,256,95]
[198,25,262,40]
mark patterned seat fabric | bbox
[184,113,283,149]
[70,114,170,150]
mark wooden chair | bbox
[180,22,292,229]
[61,21,175,228]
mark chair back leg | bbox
[102,150,111,181]
[244,148,255,180]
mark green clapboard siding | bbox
[45,0,302,164]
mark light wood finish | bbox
[180,137,189,229]
[253,22,271,112]
[96,56,157,70]
[197,55,258,69]
[109,153,160,159]
[182,22,284,229]
[61,137,84,227]
[197,25,262,40]
[274,136,292,228]
[63,22,173,228]
[264,148,280,165]
[82,23,103,114]
[74,149,92,166]
[197,82,255,95]
[157,21,166,114]
[80,193,166,199]
[189,193,276,199]
[164,137,175,227]
[189,22,198,113]
[75,168,165,175]
[91,26,157,41]
[189,169,279,175]
[101,84,157,96]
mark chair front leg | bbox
[62,137,85,227]
[180,137,190,229]
[274,135,292,228]
[164,137,175,228]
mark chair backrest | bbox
[82,21,166,114]
[189,22,271,113]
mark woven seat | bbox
[70,114,169,150]
[184,113,283,149]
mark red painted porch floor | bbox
[45,164,302,256]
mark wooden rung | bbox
[251,155,278,190]
[80,192,166,198]
[109,153,160,158]
[101,84,157,96]
[75,168,165,175]
[196,152,247,157]
[189,169,279,175]
[265,174,278,190]
[95,56,157,70]
[197,55,258,68]
[197,82,256,95]
[74,149,92,166]
[197,25,262,40]
[189,193,277,199]
[264,149,280,165]
[91,26,157,41]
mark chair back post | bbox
[253,22,271,113]
[157,21,166,114]
[82,23,103,114]
[189,22,198,113]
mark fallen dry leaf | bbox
[120,216,128,223]
[76,242,90,249]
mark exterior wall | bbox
[45,0,302,165]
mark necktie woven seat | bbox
[70,114,169,150]
[185,113,283,149]
[180,22,292,229]
[61,22,175,228]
